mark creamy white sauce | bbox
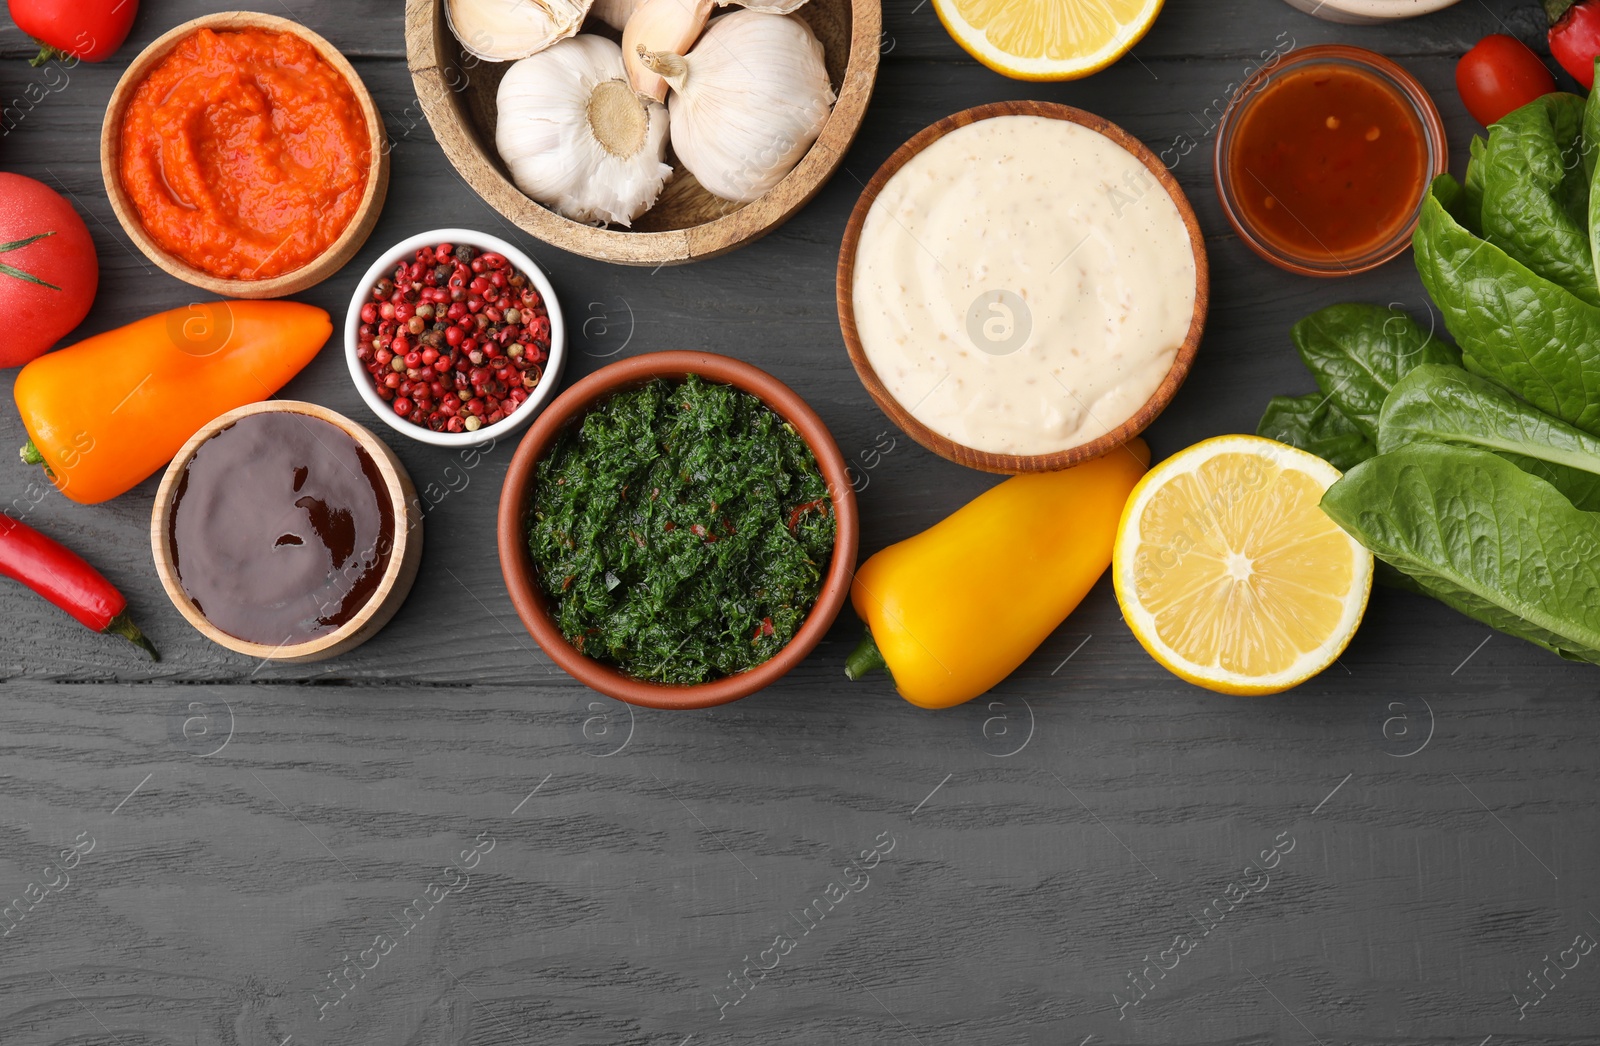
[851,115,1197,457]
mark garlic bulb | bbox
[622,0,713,104]
[641,12,834,204]
[447,0,594,61]
[496,35,673,226]
[590,0,647,30]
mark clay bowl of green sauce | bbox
[497,351,859,708]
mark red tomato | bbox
[0,173,98,368]
[1456,34,1557,127]
[5,0,137,65]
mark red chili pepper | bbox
[0,514,157,658]
[1548,0,1600,88]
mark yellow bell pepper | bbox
[846,440,1150,708]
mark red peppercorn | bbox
[361,241,550,434]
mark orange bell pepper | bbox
[846,440,1150,709]
[15,300,331,505]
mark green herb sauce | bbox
[528,376,836,684]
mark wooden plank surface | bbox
[3,1,1600,1044]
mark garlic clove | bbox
[622,0,714,104]
[496,35,673,226]
[636,48,690,95]
[590,0,647,31]
[659,12,836,205]
[447,0,596,62]
[717,0,812,12]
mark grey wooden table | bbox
[3,1,1598,1043]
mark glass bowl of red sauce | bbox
[1214,45,1446,277]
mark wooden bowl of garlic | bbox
[404,0,879,266]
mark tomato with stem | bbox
[5,0,138,65]
[0,173,97,369]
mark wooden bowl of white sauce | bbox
[836,101,1209,474]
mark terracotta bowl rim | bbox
[150,400,418,660]
[496,351,860,709]
[835,100,1210,475]
[100,10,390,298]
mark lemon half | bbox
[1112,435,1373,696]
[932,0,1165,81]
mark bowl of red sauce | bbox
[1214,45,1446,277]
[101,12,389,298]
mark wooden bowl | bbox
[1279,0,1461,22]
[836,101,1210,475]
[151,401,423,664]
[497,352,859,708]
[404,0,880,266]
[101,12,390,299]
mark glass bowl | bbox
[1213,44,1447,277]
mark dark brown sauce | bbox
[169,412,395,646]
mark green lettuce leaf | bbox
[1474,94,1595,305]
[1586,75,1600,296]
[1460,134,1486,234]
[1414,178,1600,436]
[1257,393,1374,472]
[1321,443,1600,663]
[1289,303,1461,441]
[1378,364,1600,510]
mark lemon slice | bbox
[932,0,1165,81]
[1112,435,1373,695]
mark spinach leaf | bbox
[1256,393,1373,471]
[1378,363,1600,510]
[1321,443,1600,663]
[1414,179,1600,436]
[1474,94,1595,305]
[1290,302,1460,441]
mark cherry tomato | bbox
[1549,0,1600,89]
[1456,34,1557,127]
[0,173,98,369]
[5,0,137,65]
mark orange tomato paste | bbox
[118,28,371,281]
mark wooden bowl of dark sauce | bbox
[151,401,422,663]
[1214,44,1447,276]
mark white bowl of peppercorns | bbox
[344,228,566,447]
